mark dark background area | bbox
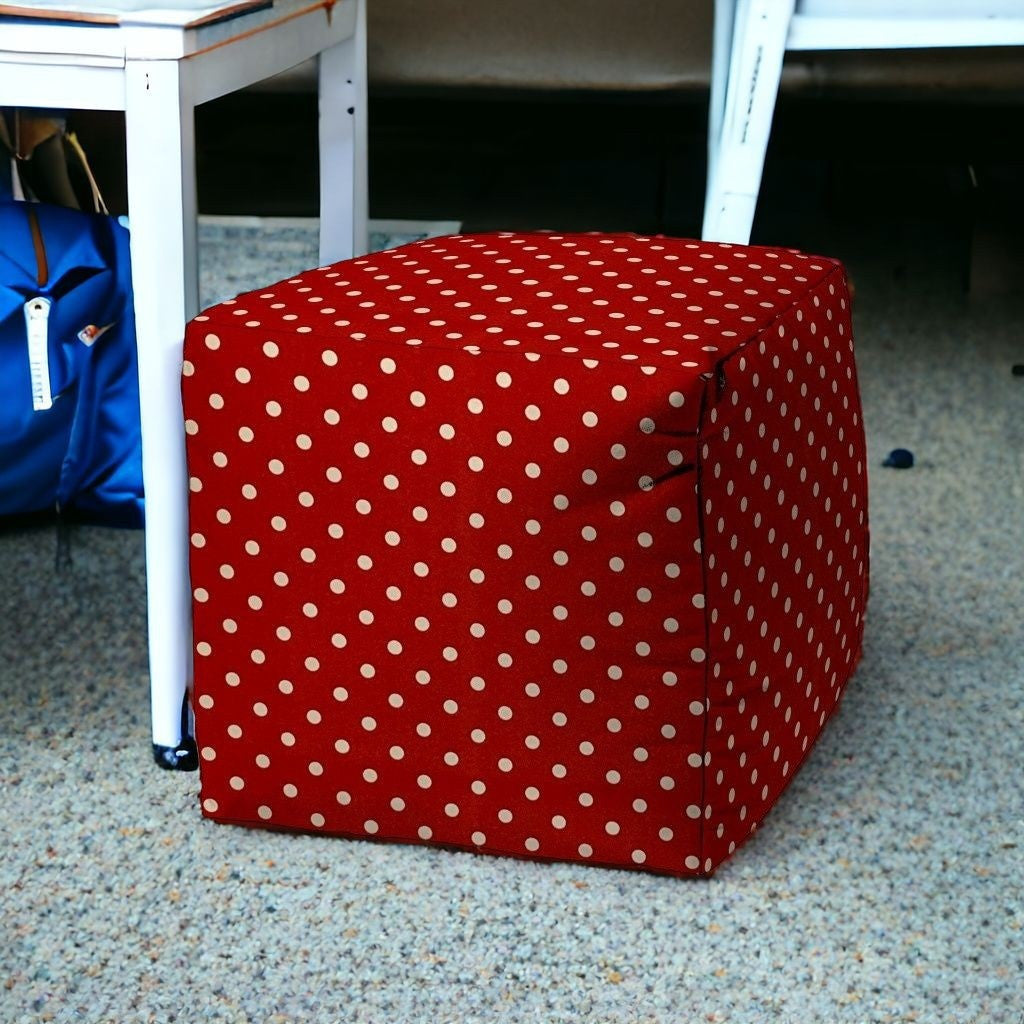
[72,86,1024,294]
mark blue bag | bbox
[0,199,143,526]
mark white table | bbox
[0,0,368,767]
[703,0,1024,244]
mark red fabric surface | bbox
[182,232,868,876]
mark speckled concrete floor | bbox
[1,219,1021,1024]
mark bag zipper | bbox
[26,203,49,286]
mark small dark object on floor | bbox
[883,448,914,469]
[1012,364,1024,377]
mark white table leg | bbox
[318,0,368,264]
[124,58,199,768]
[702,0,794,244]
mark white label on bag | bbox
[25,296,53,411]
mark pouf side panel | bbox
[697,266,869,871]
[182,315,710,876]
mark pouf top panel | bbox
[207,231,841,381]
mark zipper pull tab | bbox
[55,501,73,573]
[24,296,53,411]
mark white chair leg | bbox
[318,0,368,264]
[702,0,794,244]
[124,59,199,768]
[705,0,737,222]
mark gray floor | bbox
[1,219,1022,1024]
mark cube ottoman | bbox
[182,231,869,876]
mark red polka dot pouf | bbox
[182,231,869,877]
